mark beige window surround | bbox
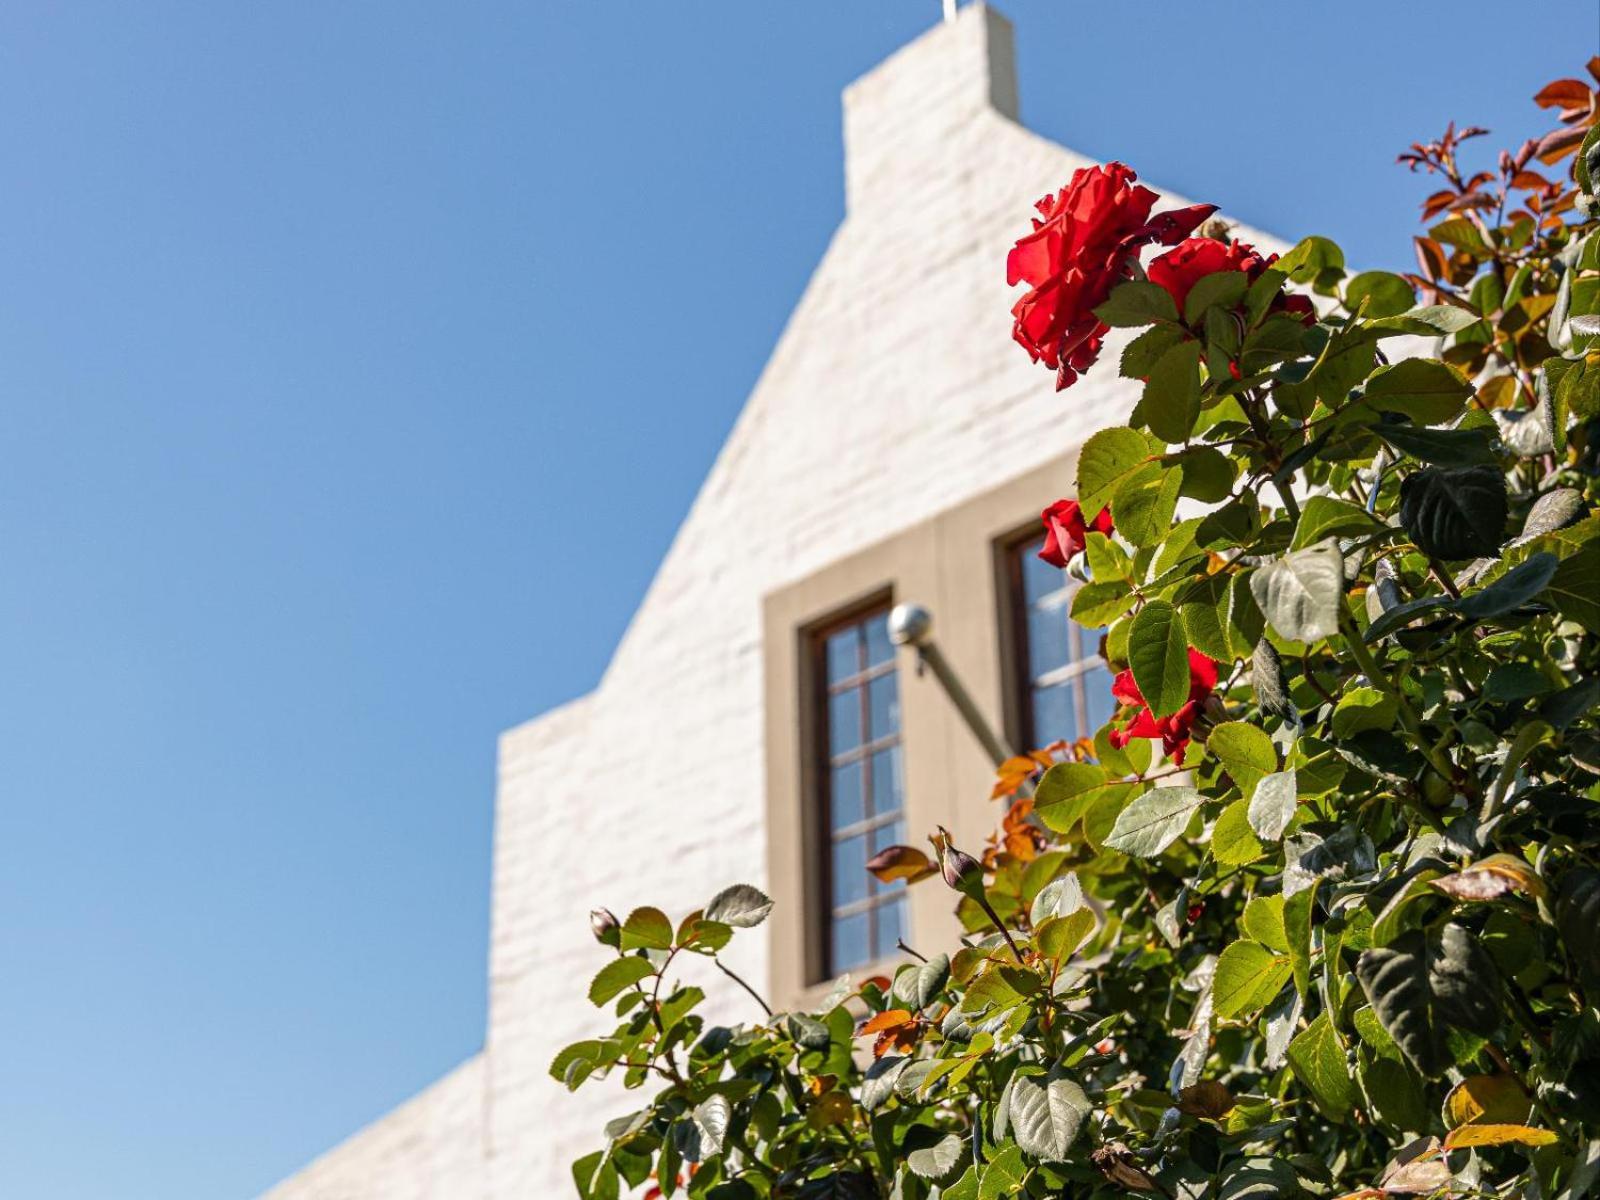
[761,447,1082,1010]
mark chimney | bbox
[842,4,1019,215]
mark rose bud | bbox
[590,907,621,947]
[937,836,985,900]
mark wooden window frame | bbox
[805,593,907,979]
[997,524,1110,751]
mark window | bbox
[815,607,907,973]
[1006,534,1118,748]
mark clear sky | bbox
[0,2,1591,1196]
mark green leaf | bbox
[1331,686,1397,737]
[1185,269,1250,324]
[1366,304,1481,336]
[907,1133,966,1181]
[1345,271,1415,318]
[1218,1157,1302,1200]
[1128,600,1191,719]
[572,1150,621,1200]
[1456,551,1559,620]
[705,884,773,929]
[1251,638,1296,723]
[1104,786,1205,858]
[1364,594,1456,642]
[1555,869,1600,988]
[620,906,675,951]
[1143,340,1203,443]
[690,1094,731,1160]
[1212,800,1265,865]
[1398,465,1508,560]
[1360,1053,1432,1135]
[1241,894,1288,951]
[1356,925,1501,1078]
[1289,495,1379,551]
[1033,763,1110,832]
[588,957,654,1006]
[1121,323,1188,378]
[1037,908,1096,963]
[1431,216,1489,254]
[1077,426,1156,515]
[977,1144,1027,1200]
[1547,543,1600,634]
[1008,1076,1090,1161]
[1376,422,1499,466]
[1365,360,1473,425]
[1247,770,1298,841]
[894,954,951,1010]
[1213,940,1292,1018]
[1173,445,1237,502]
[1030,872,1084,923]
[1287,1012,1356,1119]
[1250,542,1344,643]
[1284,883,1316,997]
[1069,580,1136,628]
[1277,235,1345,285]
[1112,462,1184,548]
[1208,721,1278,792]
[1094,279,1179,328]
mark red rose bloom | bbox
[1147,237,1316,325]
[1008,164,1216,390]
[1038,499,1115,568]
[1108,648,1219,759]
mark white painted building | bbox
[260,7,1286,1197]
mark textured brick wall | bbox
[260,6,1288,1197]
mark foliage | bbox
[557,62,1600,1200]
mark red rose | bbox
[1008,164,1216,390]
[1147,237,1315,325]
[1038,499,1115,568]
[1108,648,1219,759]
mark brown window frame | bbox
[806,594,909,979]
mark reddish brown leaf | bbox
[1536,125,1586,165]
[1534,78,1594,114]
[865,845,937,885]
[1176,1080,1236,1119]
[859,1008,914,1036]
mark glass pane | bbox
[870,817,905,858]
[1027,603,1071,680]
[1082,664,1117,738]
[825,627,858,684]
[1032,680,1074,747]
[831,910,870,973]
[874,897,905,959]
[832,835,869,908]
[1021,539,1065,605]
[869,747,902,816]
[828,688,861,753]
[830,760,864,830]
[867,672,899,740]
[864,612,894,667]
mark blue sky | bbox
[0,2,1589,1196]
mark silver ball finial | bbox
[888,602,933,647]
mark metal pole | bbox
[888,602,1015,768]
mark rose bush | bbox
[556,62,1600,1200]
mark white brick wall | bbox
[260,6,1288,1197]
[258,1056,486,1200]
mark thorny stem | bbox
[976,893,1027,965]
[896,939,929,963]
